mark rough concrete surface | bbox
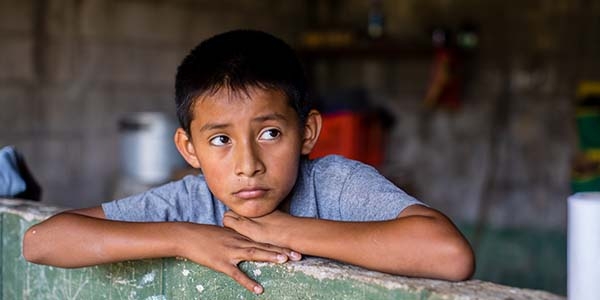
[1,199,564,300]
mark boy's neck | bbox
[277,197,292,213]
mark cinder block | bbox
[0,36,34,82]
[31,137,83,195]
[89,43,122,84]
[106,44,179,86]
[112,1,186,43]
[78,0,112,39]
[42,87,84,133]
[64,41,112,96]
[80,134,120,205]
[117,48,149,86]
[42,0,109,41]
[147,47,180,86]
[179,2,302,50]
[80,87,118,133]
[0,0,33,33]
[42,39,78,84]
[111,85,173,115]
[0,86,37,134]
[106,44,177,86]
[182,14,227,46]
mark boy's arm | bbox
[223,204,475,281]
[23,207,299,294]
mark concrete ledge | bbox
[1,199,565,299]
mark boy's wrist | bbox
[169,222,192,258]
[276,214,301,250]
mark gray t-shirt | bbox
[102,155,423,225]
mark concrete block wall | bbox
[2,1,591,293]
[0,199,565,300]
[1,0,595,227]
[304,0,600,231]
[0,0,306,209]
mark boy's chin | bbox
[234,205,278,218]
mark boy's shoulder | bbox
[293,155,422,221]
[308,154,362,169]
[300,155,384,194]
[306,155,373,179]
[103,173,223,223]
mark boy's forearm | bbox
[284,213,473,280]
[226,206,474,281]
[24,212,303,295]
[23,212,184,267]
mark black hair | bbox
[175,29,310,134]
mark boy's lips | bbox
[233,187,269,199]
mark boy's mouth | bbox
[233,187,269,200]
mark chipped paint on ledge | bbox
[0,199,64,222]
[1,199,565,300]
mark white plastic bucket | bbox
[118,112,184,184]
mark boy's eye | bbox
[209,135,230,146]
[259,129,281,140]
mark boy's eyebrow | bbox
[199,122,230,132]
[252,113,289,124]
[199,113,289,132]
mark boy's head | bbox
[173,30,322,218]
[175,29,310,134]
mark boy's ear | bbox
[301,110,322,155]
[174,128,201,169]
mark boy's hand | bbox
[177,223,296,294]
[224,206,474,281]
[23,209,295,295]
[223,210,301,257]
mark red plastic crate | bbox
[310,111,384,167]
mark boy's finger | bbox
[249,241,302,261]
[223,212,236,222]
[287,250,302,261]
[238,247,289,263]
[224,210,240,219]
[222,214,238,228]
[223,265,263,294]
[254,243,302,262]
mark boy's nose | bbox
[234,141,265,177]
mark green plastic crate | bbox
[571,175,600,192]
[576,110,600,150]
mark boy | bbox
[23,30,474,295]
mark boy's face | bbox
[175,87,320,218]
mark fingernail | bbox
[277,254,287,263]
[290,251,301,260]
[253,285,263,294]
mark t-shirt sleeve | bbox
[102,175,208,222]
[338,162,424,221]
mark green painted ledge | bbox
[1,199,564,300]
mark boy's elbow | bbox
[442,238,475,281]
[22,225,44,264]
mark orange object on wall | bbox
[310,111,384,167]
